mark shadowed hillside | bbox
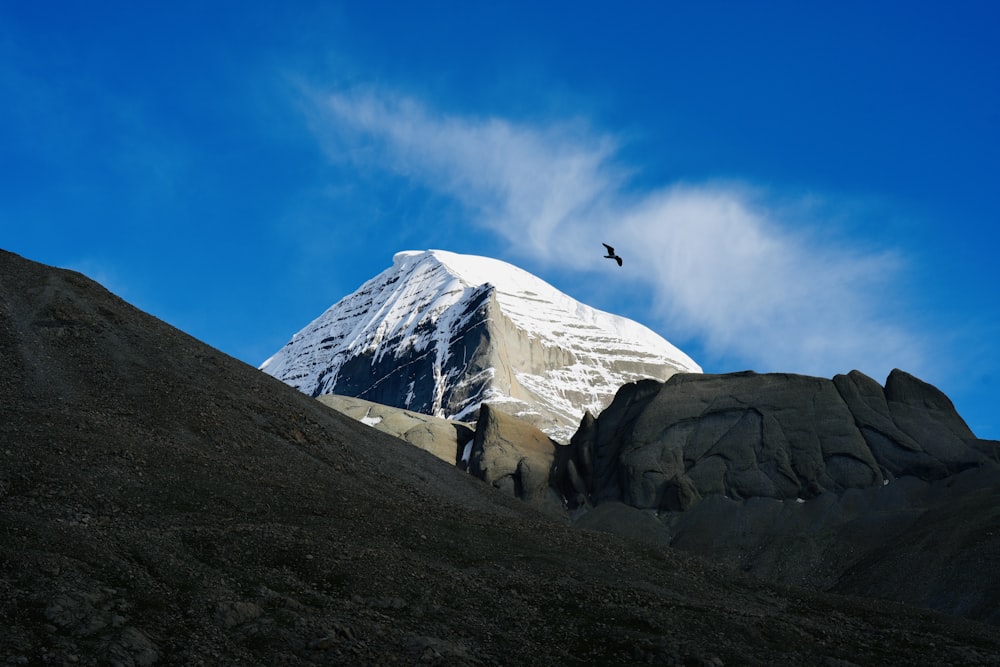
[2,248,999,665]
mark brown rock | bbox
[467,403,558,504]
[317,394,474,465]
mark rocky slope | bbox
[6,248,1000,664]
[261,249,700,441]
[563,370,1000,624]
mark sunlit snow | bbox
[261,249,701,438]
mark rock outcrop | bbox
[558,368,999,624]
[321,396,571,514]
[467,404,563,511]
[834,369,985,479]
[261,250,700,441]
[316,394,475,465]
[564,370,989,510]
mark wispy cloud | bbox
[305,85,926,379]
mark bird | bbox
[602,243,622,266]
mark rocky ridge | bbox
[564,370,992,511]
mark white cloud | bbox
[307,85,926,379]
[308,88,620,257]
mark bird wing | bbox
[602,243,615,254]
[615,256,622,266]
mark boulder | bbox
[568,371,885,509]
[566,368,995,514]
[317,394,474,465]
[467,403,562,507]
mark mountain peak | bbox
[262,250,700,440]
[391,249,568,304]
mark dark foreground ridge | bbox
[2,248,1000,665]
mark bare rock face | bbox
[468,404,563,509]
[884,368,982,467]
[568,370,988,510]
[833,368,986,480]
[316,394,474,465]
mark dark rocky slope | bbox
[3,248,1000,665]
[563,371,1000,624]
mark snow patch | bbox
[460,441,473,464]
[360,409,383,427]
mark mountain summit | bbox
[261,249,700,439]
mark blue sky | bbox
[2,2,998,439]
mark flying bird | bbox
[602,243,622,266]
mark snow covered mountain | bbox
[260,249,701,441]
